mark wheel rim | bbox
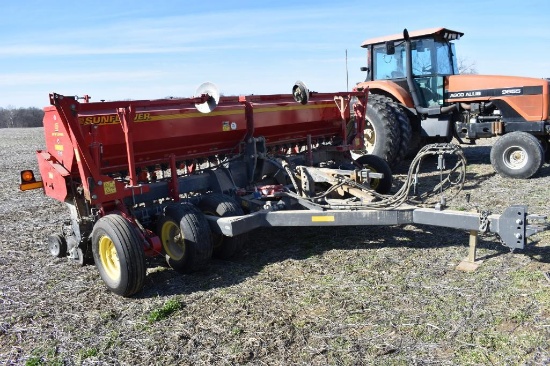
[364,165,380,190]
[98,235,121,282]
[161,220,186,260]
[48,241,60,256]
[503,146,528,170]
[364,123,376,154]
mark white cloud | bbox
[2,1,549,108]
[0,70,168,86]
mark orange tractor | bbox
[355,27,550,179]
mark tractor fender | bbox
[355,81,415,108]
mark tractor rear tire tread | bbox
[364,98,400,166]
[369,94,412,166]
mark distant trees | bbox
[458,56,478,75]
[0,107,44,128]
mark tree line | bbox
[0,107,44,128]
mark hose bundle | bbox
[364,143,467,209]
[290,143,467,210]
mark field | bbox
[0,128,549,365]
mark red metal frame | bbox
[39,90,367,210]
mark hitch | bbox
[492,205,547,250]
[457,206,547,272]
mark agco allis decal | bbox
[445,86,542,100]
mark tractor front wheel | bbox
[91,215,146,297]
[490,132,544,179]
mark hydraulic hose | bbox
[287,143,466,211]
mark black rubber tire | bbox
[91,215,146,297]
[369,94,412,166]
[392,105,412,165]
[406,130,423,159]
[48,234,67,258]
[198,193,248,259]
[363,98,400,166]
[355,154,393,194]
[490,132,544,179]
[539,137,550,163]
[157,203,213,273]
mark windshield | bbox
[371,39,458,80]
[412,39,457,76]
[372,43,406,80]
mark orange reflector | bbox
[20,170,43,191]
[20,181,44,191]
[21,170,35,182]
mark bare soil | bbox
[1,128,549,365]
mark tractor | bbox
[355,27,550,179]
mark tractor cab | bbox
[361,28,463,109]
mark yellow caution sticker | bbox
[311,216,335,222]
[103,181,117,195]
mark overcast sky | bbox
[1,0,549,108]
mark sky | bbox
[1,0,549,108]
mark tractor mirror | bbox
[385,41,395,55]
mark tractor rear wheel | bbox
[198,193,248,259]
[355,154,393,194]
[369,95,412,166]
[391,104,412,166]
[363,98,400,166]
[157,203,213,273]
[490,132,544,179]
[91,215,146,297]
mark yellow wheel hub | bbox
[98,235,121,282]
[161,220,186,260]
[364,124,376,153]
[366,166,380,190]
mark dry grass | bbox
[0,128,549,365]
